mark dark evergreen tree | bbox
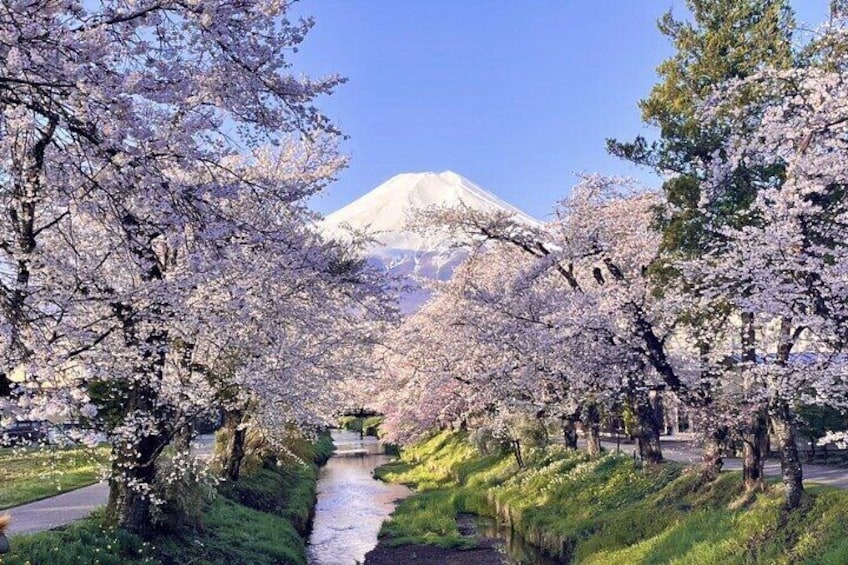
[609,0,795,256]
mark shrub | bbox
[151,452,218,532]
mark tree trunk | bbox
[584,404,602,457]
[173,421,193,453]
[701,426,727,481]
[742,410,768,492]
[562,415,578,449]
[104,321,170,535]
[222,410,247,482]
[512,439,525,469]
[739,311,767,493]
[770,401,804,509]
[104,215,174,535]
[634,390,664,464]
[103,362,171,533]
[105,432,167,534]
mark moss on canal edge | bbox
[1,432,335,565]
[374,430,848,564]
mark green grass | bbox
[1,509,156,565]
[218,463,316,536]
[0,445,109,509]
[376,431,848,564]
[311,432,335,465]
[379,490,478,549]
[159,436,332,565]
[3,495,306,565]
[4,432,335,565]
[155,495,307,565]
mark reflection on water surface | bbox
[306,430,410,565]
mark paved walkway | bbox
[596,437,848,489]
[6,482,110,535]
[6,434,215,536]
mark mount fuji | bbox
[322,171,541,312]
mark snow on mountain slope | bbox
[322,171,541,312]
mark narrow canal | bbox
[307,430,563,565]
[307,430,410,565]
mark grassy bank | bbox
[3,433,334,565]
[0,445,109,509]
[375,431,848,564]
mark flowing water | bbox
[307,430,410,565]
[307,430,563,565]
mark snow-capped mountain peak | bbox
[323,171,539,249]
[322,171,540,311]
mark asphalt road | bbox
[597,437,848,489]
[6,433,215,536]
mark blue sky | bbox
[295,1,830,220]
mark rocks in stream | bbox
[364,512,566,564]
[364,513,505,564]
[456,513,483,538]
[363,543,506,565]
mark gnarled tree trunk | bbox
[104,213,174,535]
[222,409,247,481]
[106,430,169,534]
[742,410,768,493]
[104,377,170,534]
[583,403,602,457]
[701,426,728,481]
[771,400,804,509]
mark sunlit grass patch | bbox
[381,489,477,549]
[5,432,334,565]
[0,445,109,509]
[376,432,848,563]
[3,509,155,565]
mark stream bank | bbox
[364,512,561,565]
[2,432,335,564]
[372,430,848,564]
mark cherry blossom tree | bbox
[691,19,848,507]
[0,0,389,533]
[413,177,693,464]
